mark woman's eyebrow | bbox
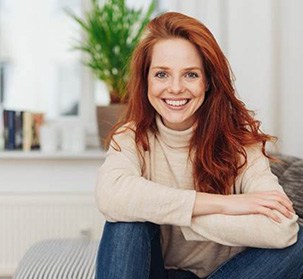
[150,66,170,70]
[183,67,203,71]
[150,66,202,71]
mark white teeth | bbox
[165,99,188,107]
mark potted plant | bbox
[67,0,156,147]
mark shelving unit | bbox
[0,148,106,160]
[0,148,106,276]
[0,148,106,193]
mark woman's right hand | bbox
[193,191,295,223]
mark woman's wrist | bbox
[192,192,225,216]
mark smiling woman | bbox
[94,11,302,279]
[147,38,207,131]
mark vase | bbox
[96,104,126,149]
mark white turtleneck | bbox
[95,115,298,278]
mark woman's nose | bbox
[168,78,185,93]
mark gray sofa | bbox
[14,154,303,278]
[270,154,303,226]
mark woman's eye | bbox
[185,72,199,78]
[155,72,168,79]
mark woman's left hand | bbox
[193,191,295,223]
[219,190,295,223]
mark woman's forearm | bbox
[193,191,295,222]
[183,212,299,248]
[189,191,298,248]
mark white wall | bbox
[279,1,303,157]
[160,0,225,48]
[163,0,303,157]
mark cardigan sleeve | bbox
[95,127,196,226]
[181,146,299,248]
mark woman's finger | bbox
[267,192,295,213]
[264,200,293,219]
[256,206,281,223]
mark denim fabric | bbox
[95,221,303,279]
[95,222,166,279]
[207,226,303,279]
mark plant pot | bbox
[96,104,126,149]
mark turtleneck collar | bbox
[155,114,193,149]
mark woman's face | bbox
[148,38,207,131]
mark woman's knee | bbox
[102,221,160,242]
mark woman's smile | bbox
[162,98,191,109]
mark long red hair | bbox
[107,12,274,194]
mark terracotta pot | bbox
[96,104,126,148]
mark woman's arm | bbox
[95,128,196,226]
[193,190,294,222]
[182,211,298,248]
[182,146,299,248]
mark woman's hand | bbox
[193,191,295,223]
[220,191,295,223]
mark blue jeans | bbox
[95,222,303,279]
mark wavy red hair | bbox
[107,12,274,194]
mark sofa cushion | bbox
[14,239,98,279]
[270,154,303,226]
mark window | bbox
[0,0,158,147]
[0,0,83,119]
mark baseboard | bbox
[0,265,14,277]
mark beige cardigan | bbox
[95,116,299,278]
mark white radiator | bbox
[0,193,105,277]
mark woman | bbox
[95,12,303,279]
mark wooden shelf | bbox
[0,148,106,160]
